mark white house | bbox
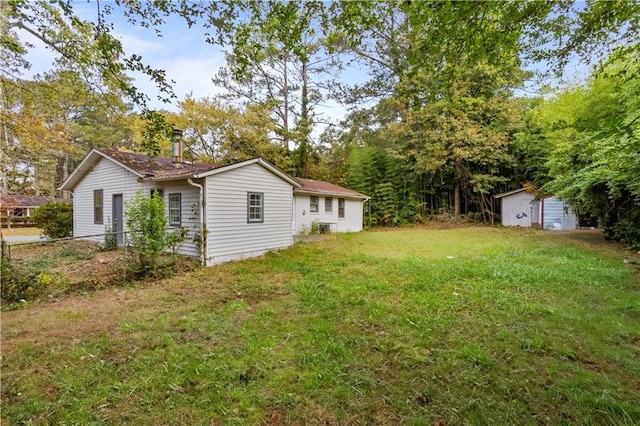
[494,188,577,230]
[293,177,369,235]
[60,148,369,266]
[60,148,302,266]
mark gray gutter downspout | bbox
[187,178,206,267]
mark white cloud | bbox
[111,27,227,110]
[18,12,227,112]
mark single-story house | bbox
[59,147,368,266]
[293,178,369,234]
[494,188,577,230]
[1,194,70,227]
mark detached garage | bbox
[494,188,577,231]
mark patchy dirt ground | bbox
[9,241,125,290]
[5,240,197,300]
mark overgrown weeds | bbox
[1,240,195,307]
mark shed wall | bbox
[500,192,536,227]
[542,196,577,231]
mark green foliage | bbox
[544,53,640,248]
[6,0,640,231]
[165,227,188,254]
[611,216,640,250]
[298,219,321,236]
[32,201,73,239]
[310,219,321,235]
[140,110,174,159]
[172,96,292,170]
[103,223,118,252]
[0,258,46,305]
[346,144,415,226]
[125,191,169,277]
[0,249,66,305]
[2,68,133,196]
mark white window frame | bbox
[247,192,264,223]
[168,193,181,226]
[325,197,333,213]
[310,196,319,213]
[338,198,345,219]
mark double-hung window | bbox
[338,198,345,219]
[247,192,264,223]
[310,196,319,213]
[168,193,181,226]
[94,189,103,224]
[325,197,333,213]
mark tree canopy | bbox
[2,0,639,245]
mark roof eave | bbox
[58,148,145,191]
[294,188,369,199]
[493,188,528,199]
[194,157,301,187]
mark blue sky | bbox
[21,1,354,128]
[24,3,226,110]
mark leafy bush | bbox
[1,255,50,305]
[103,223,118,251]
[125,191,186,278]
[609,217,640,250]
[32,201,73,239]
[166,227,188,254]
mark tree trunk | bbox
[454,180,461,216]
[59,155,70,199]
[296,57,310,177]
[282,53,289,151]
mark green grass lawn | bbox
[2,227,639,424]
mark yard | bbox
[2,227,639,424]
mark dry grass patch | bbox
[1,227,41,237]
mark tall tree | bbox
[170,95,292,170]
[2,70,132,196]
[212,1,339,176]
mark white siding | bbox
[293,194,364,234]
[73,157,154,239]
[500,192,536,227]
[541,196,577,231]
[204,163,293,265]
[72,157,201,258]
[160,181,202,258]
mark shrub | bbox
[103,222,118,251]
[610,218,640,250]
[32,201,73,239]
[1,256,48,305]
[310,220,321,235]
[125,191,185,278]
[166,227,188,254]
